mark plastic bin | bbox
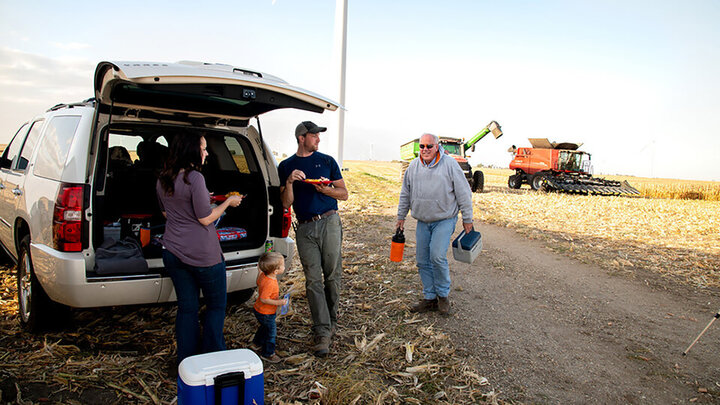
[103,223,121,242]
[451,230,482,264]
[178,349,264,405]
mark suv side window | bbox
[34,116,82,180]
[17,120,45,172]
[108,134,142,169]
[0,124,30,170]
[224,136,255,174]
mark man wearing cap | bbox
[396,133,473,316]
[278,121,348,357]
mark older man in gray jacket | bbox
[396,133,474,315]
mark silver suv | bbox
[0,61,338,331]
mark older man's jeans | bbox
[415,216,457,299]
[163,249,227,363]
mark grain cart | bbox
[400,121,503,192]
[508,138,639,196]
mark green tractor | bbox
[400,121,503,192]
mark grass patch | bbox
[361,171,395,184]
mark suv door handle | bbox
[12,188,22,196]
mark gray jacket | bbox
[397,153,473,224]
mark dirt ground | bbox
[430,220,720,404]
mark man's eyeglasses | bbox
[419,144,436,149]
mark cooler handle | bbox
[214,371,245,405]
[454,228,476,252]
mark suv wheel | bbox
[17,236,67,332]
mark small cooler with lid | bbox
[451,230,482,264]
[177,349,264,405]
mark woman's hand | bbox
[226,195,243,208]
[199,195,243,226]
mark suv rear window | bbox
[34,116,81,180]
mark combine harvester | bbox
[508,138,640,196]
[400,121,503,192]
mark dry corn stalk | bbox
[404,342,415,363]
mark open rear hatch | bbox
[94,61,339,123]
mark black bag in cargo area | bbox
[94,237,149,275]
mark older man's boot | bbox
[438,296,451,316]
[410,298,438,313]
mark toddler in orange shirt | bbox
[252,252,288,363]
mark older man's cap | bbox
[295,121,327,137]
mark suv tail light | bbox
[53,183,86,252]
[281,207,292,238]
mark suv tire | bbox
[17,236,68,332]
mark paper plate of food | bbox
[303,178,333,185]
[211,191,244,203]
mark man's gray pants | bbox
[296,213,343,337]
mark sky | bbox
[1,0,719,181]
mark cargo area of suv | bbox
[91,123,269,276]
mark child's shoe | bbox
[261,353,282,364]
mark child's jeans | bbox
[253,309,277,357]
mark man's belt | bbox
[298,210,337,224]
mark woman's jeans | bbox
[415,216,457,299]
[163,249,227,363]
[253,309,277,357]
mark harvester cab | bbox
[558,150,592,174]
[508,138,640,196]
[399,121,503,192]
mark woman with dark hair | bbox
[157,133,243,364]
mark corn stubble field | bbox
[479,166,720,288]
[0,161,718,404]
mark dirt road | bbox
[430,221,720,404]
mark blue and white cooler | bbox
[452,229,482,264]
[178,349,264,405]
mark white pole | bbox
[336,0,348,168]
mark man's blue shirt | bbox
[278,152,342,222]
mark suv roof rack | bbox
[47,98,96,112]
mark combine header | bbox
[508,138,640,196]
